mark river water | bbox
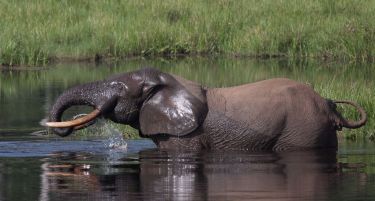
[0,58,374,201]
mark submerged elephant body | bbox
[150,78,343,150]
[44,68,366,151]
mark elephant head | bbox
[44,68,208,137]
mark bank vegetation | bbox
[0,0,374,66]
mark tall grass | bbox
[0,0,374,65]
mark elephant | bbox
[42,68,367,151]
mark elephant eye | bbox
[142,84,153,94]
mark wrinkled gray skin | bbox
[48,68,367,151]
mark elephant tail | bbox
[328,99,367,130]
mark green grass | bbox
[66,121,140,140]
[0,0,374,66]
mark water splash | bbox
[75,117,128,150]
[79,119,129,165]
[105,129,128,150]
[97,120,128,150]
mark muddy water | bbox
[0,58,375,201]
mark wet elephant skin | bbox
[46,68,367,151]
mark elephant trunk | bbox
[46,81,117,137]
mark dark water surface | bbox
[1,58,375,200]
[0,139,374,201]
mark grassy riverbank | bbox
[0,0,374,66]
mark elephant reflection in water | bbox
[39,153,101,201]
[137,150,340,201]
[40,150,368,201]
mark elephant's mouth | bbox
[43,109,101,130]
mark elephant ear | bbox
[139,76,207,136]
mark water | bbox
[0,142,374,201]
[0,58,375,200]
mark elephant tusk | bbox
[45,109,101,128]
